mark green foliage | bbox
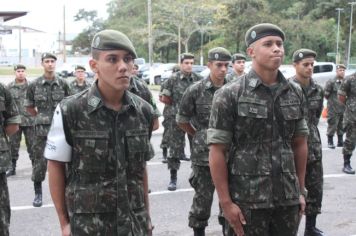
[70,0,356,64]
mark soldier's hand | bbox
[61,223,71,236]
[147,220,154,236]
[159,95,173,105]
[299,195,306,216]
[222,202,246,236]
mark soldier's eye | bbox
[123,56,134,63]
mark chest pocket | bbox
[196,104,211,123]
[280,99,302,120]
[34,89,48,102]
[11,89,20,99]
[238,96,267,118]
[309,96,322,110]
[125,129,150,174]
[73,131,109,173]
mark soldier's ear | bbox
[246,47,254,58]
[89,59,98,73]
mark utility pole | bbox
[63,5,67,63]
[347,2,356,67]
[18,23,22,63]
[336,8,344,64]
[147,0,153,67]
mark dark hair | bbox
[91,48,100,60]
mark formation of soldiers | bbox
[0,23,355,236]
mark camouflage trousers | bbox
[305,160,323,215]
[223,205,299,236]
[188,165,215,228]
[31,136,47,182]
[343,123,356,156]
[0,173,10,236]
[160,116,174,149]
[9,126,35,161]
[327,112,344,136]
[167,121,186,170]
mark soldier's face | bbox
[208,61,229,81]
[90,49,133,93]
[75,69,86,82]
[42,58,56,73]
[233,60,245,73]
[15,69,26,82]
[293,57,314,80]
[180,59,194,74]
[336,68,345,78]
[247,36,284,71]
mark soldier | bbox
[177,47,231,236]
[324,64,346,149]
[290,49,324,236]
[45,29,154,236]
[338,72,356,174]
[25,52,71,207]
[0,83,20,236]
[6,64,35,177]
[69,65,91,95]
[160,53,202,191]
[208,23,309,236]
[227,53,246,81]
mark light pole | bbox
[199,21,211,66]
[336,8,344,64]
[347,2,356,67]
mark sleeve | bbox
[176,85,195,124]
[294,89,309,137]
[44,104,72,162]
[317,87,324,119]
[3,86,21,125]
[160,76,173,97]
[323,80,332,98]
[338,78,350,97]
[24,82,35,107]
[207,87,234,145]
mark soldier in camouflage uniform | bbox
[45,30,154,236]
[160,53,202,191]
[290,49,324,236]
[338,72,356,175]
[0,83,20,236]
[159,80,173,163]
[25,52,71,207]
[227,53,246,81]
[177,47,232,236]
[5,64,35,177]
[208,23,309,236]
[324,64,346,148]
[69,65,91,95]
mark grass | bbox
[0,67,43,76]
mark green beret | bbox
[245,23,285,47]
[337,64,346,69]
[75,65,86,71]
[41,52,57,61]
[91,29,137,58]
[208,47,232,61]
[232,53,246,63]
[292,49,317,62]
[180,53,194,62]
[14,64,26,71]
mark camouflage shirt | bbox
[129,76,160,118]
[7,79,34,126]
[177,77,229,165]
[69,79,91,95]
[0,83,20,172]
[61,82,154,235]
[160,71,202,114]
[25,75,70,136]
[324,77,345,114]
[338,73,356,124]
[160,79,174,118]
[208,69,309,209]
[291,77,323,162]
[227,71,245,82]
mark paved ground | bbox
[2,76,356,235]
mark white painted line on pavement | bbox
[324,173,356,178]
[11,204,54,211]
[149,188,193,196]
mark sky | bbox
[2,0,111,36]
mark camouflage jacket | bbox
[338,74,356,124]
[160,71,202,114]
[177,77,229,165]
[324,77,345,114]
[69,79,91,95]
[160,79,174,118]
[227,71,245,82]
[0,83,20,172]
[129,76,160,118]
[208,69,309,209]
[25,75,70,137]
[61,82,154,235]
[291,77,323,162]
[7,79,34,126]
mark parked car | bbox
[56,63,94,78]
[313,62,355,88]
[0,60,13,67]
[145,63,176,85]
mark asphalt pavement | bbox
[3,77,356,236]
